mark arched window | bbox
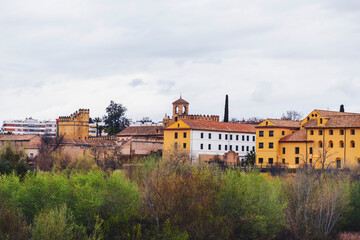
[340,141,344,148]
[183,106,186,113]
[329,141,333,148]
[351,141,355,148]
[175,106,179,114]
[319,141,323,148]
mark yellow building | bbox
[256,109,360,169]
[58,109,90,140]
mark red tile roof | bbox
[117,126,163,137]
[0,135,43,149]
[315,109,360,118]
[305,115,360,128]
[178,119,256,133]
[257,119,300,128]
[172,97,189,105]
[279,129,311,142]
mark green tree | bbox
[244,150,256,166]
[103,101,129,135]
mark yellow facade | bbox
[163,120,191,154]
[256,110,360,169]
[58,109,90,140]
[255,119,299,167]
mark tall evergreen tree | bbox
[224,95,229,122]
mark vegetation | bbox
[103,100,129,135]
[0,145,360,239]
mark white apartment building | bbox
[2,118,57,137]
[89,122,107,137]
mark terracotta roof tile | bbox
[172,97,189,105]
[315,109,360,118]
[62,139,116,147]
[0,135,39,141]
[117,126,163,137]
[263,119,301,128]
[179,119,256,133]
[279,129,310,142]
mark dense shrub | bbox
[0,199,29,240]
[31,204,87,240]
[284,169,350,239]
[0,143,28,176]
[216,170,287,240]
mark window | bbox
[225,145,228,151]
[351,129,355,135]
[253,136,255,141]
[266,121,268,126]
[236,135,239,140]
[282,131,285,135]
[351,141,355,148]
[307,117,310,120]
[201,133,204,139]
[219,134,222,140]
[218,145,221,150]
[310,130,314,135]
[252,146,255,151]
[175,132,178,139]
[319,141,323,148]
[242,146,245,151]
[309,158,312,164]
[329,141,333,148]
[183,143,186,149]
[340,141,344,148]
[259,142,264,149]
[247,136,249,141]
[330,129,333,135]
[282,147,286,154]
[225,134,228,140]
[208,144,211,150]
[295,147,300,154]
[269,158,273,164]
[236,145,239,151]
[295,157,299,164]
[174,142,178,149]
[242,135,245,141]
[309,147,313,154]
[319,130,323,135]
[230,135,233,140]
[200,144,203,150]
[269,142,274,149]
[320,118,323,124]
[230,145,233,150]
[259,131,264,137]
[246,146,249,151]
[183,132,187,138]
[282,159,285,164]
[208,133,212,139]
[259,158,263,164]
[269,131,274,137]
[340,129,344,135]
[336,159,341,169]
[177,124,180,127]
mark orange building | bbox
[58,109,90,140]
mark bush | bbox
[0,199,29,240]
[31,204,86,240]
[284,169,350,239]
[216,170,287,240]
[0,143,29,176]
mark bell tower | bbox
[172,96,189,121]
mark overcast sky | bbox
[1,0,360,124]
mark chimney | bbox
[340,104,345,112]
[224,95,229,122]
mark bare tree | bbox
[281,110,303,121]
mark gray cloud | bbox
[129,78,145,87]
[1,0,360,123]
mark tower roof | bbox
[172,97,189,105]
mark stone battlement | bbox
[59,109,90,122]
[178,114,219,122]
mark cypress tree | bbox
[224,95,229,122]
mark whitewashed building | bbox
[2,118,57,137]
